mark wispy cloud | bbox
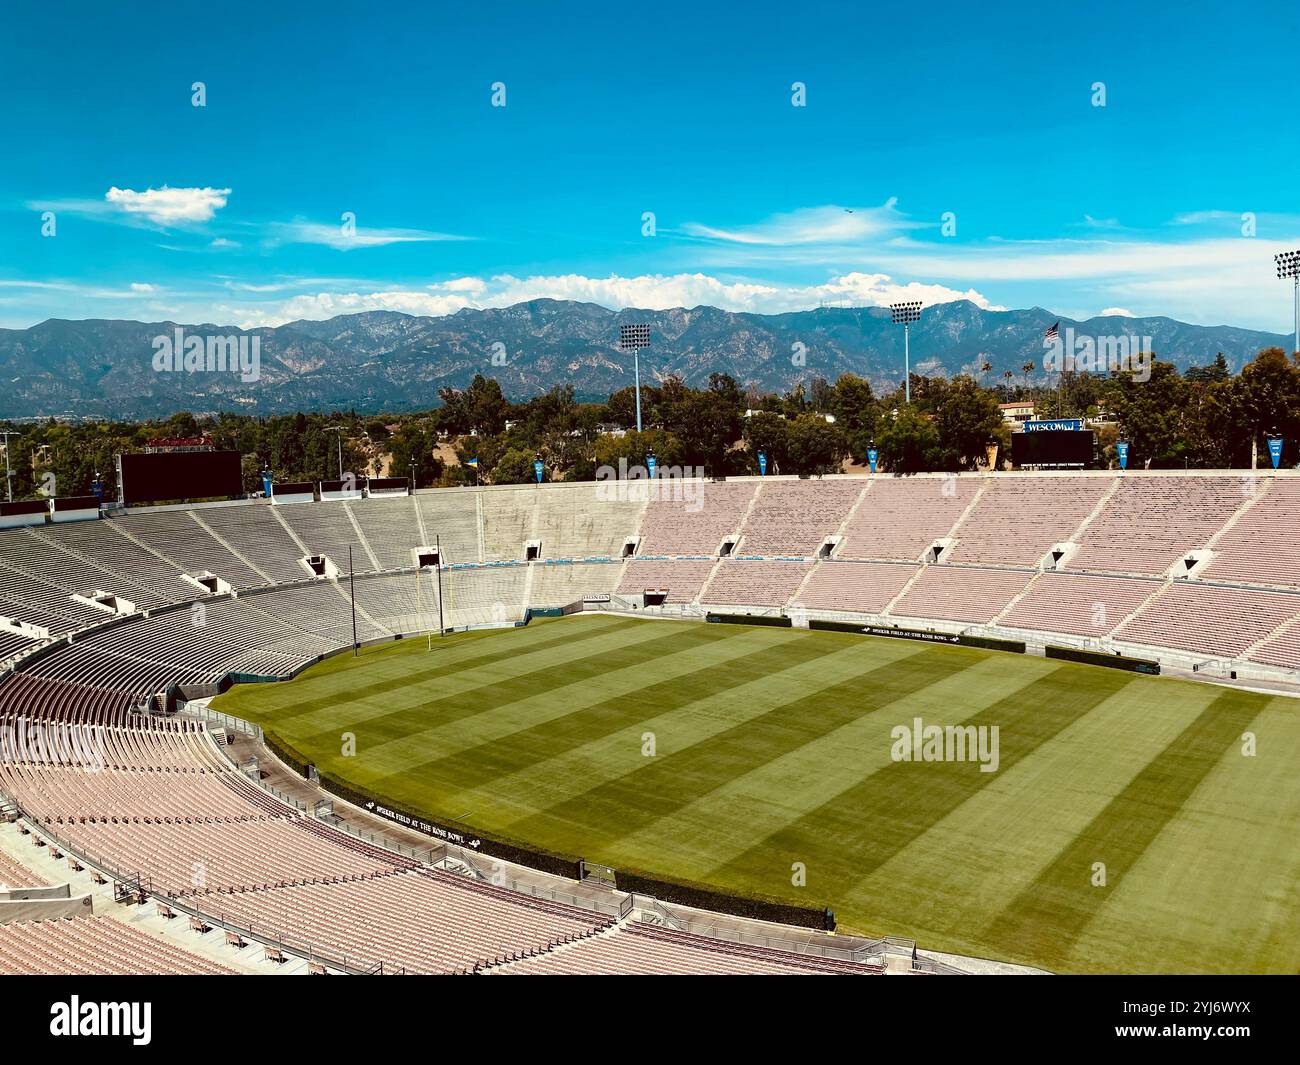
[268,221,471,250]
[681,200,918,246]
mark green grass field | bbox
[212,614,1300,974]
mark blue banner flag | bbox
[1268,438,1283,469]
[647,455,657,478]
[758,451,767,476]
[533,459,545,483]
[261,472,273,496]
[867,448,878,474]
[1117,442,1129,470]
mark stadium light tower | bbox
[619,323,651,433]
[323,425,345,479]
[0,431,14,502]
[1276,249,1300,356]
[889,301,922,404]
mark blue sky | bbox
[2,0,1299,331]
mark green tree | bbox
[932,375,1004,470]
[877,406,943,474]
[492,447,539,485]
[786,414,848,475]
[741,412,790,475]
[826,373,878,461]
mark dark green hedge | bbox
[808,618,871,634]
[317,770,583,880]
[1046,645,1160,674]
[263,730,311,778]
[706,612,792,627]
[614,868,834,930]
[960,634,1026,653]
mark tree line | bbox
[0,345,1296,500]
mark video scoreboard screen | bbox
[117,450,243,505]
[1012,429,1096,469]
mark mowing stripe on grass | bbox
[605,652,1063,879]
[358,625,788,782]
[285,617,683,739]
[258,615,645,723]
[1057,695,1300,974]
[982,688,1264,968]
[508,643,966,855]
[375,627,848,797]
[829,673,1222,954]
[453,637,929,828]
[707,665,1131,898]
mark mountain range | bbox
[0,300,1291,420]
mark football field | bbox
[213,613,1300,974]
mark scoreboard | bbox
[1012,429,1096,469]
[118,450,243,506]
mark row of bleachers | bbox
[347,497,420,570]
[1248,620,1300,671]
[195,505,307,583]
[277,501,374,572]
[416,491,480,564]
[890,566,1034,625]
[636,480,755,556]
[1115,582,1300,657]
[489,920,878,975]
[114,508,268,588]
[242,582,390,646]
[0,629,40,664]
[33,521,195,602]
[0,847,45,888]
[838,477,977,561]
[616,559,716,603]
[55,816,411,896]
[0,674,140,719]
[1069,476,1249,576]
[0,527,174,610]
[480,488,536,561]
[529,561,622,607]
[797,561,919,614]
[999,572,1160,637]
[534,486,645,558]
[0,916,236,975]
[1202,477,1300,588]
[346,572,440,634]
[205,868,611,974]
[439,565,527,629]
[946,477,1112,566]
[702,559,811,607]
[739,479,865,556]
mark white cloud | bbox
[270,221,469,250]
[225,270,1002,328]
[105,185,231,224]
[1098,306,1134,317]
[682,200,917,246]
[129,282,156,293]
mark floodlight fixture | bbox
[1278,250,1300,356]
[619,323,651,432]
[888,301,923,402]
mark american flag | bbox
[1044,321,1060,341]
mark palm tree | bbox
[1021,361,1036,390]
